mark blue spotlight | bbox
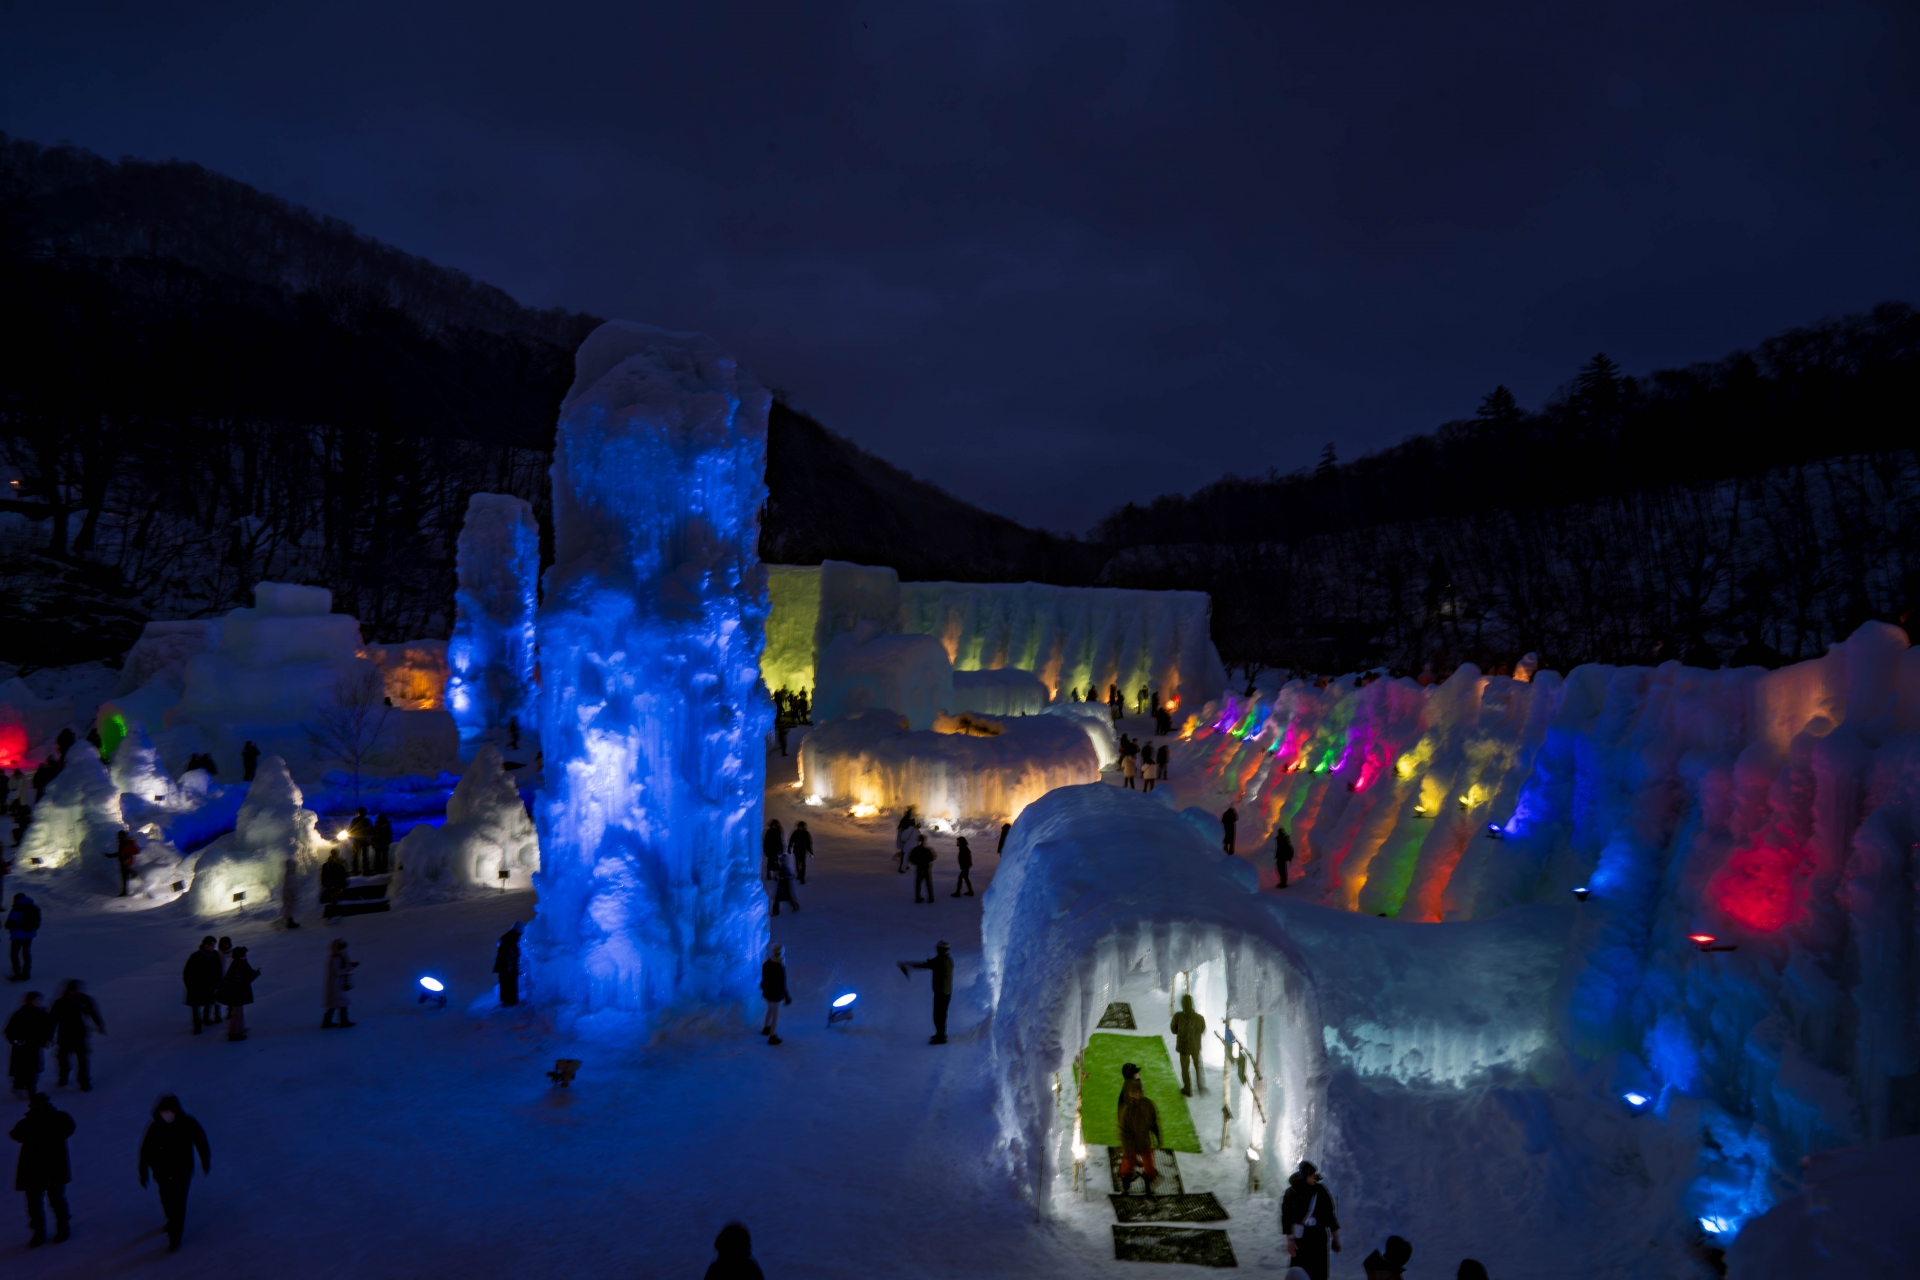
[1571,886,1592,901]
[418,975,447,1007]
[1623,1091,1649,1109]
[828,992,858,1028]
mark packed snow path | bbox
[6,749,1300,1279]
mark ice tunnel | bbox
[526,321,772,1035]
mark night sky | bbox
[4,2,1915,532]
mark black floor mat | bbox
[1107,1147,1184,1195]
[1109,1192,1229,1223]
[1112,1226,1238,1267]
[1098,1002,1138,1029]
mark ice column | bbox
[527,322,771,1035]
[446,493,542,757]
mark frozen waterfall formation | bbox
[526,321,772,1036]
[447,492,541,758]
[1179,623,1920,1245]
[779,564,1227,821]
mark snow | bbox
[390,744,540,904]
[1726,1134,1920,1277]
[813,625,954,731]
[950,666,1051,716]
[446,492,540,755]
[528,320,771,1037]
[898,579,1229,708]
[183,755,336,920]
[799,708,1099,823]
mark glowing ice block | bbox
[527,321,771,1035]
[446,493,541,755]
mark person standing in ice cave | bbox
[907,833,937,903]
[759,944,791,1045]
[787,821,812,884]
[1281,1161,1341,1280]
[1116,1075,1162,1195]
[1171,994,1207,1096]
[898,940,954,1044]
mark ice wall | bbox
[800,709,1099,822]
[1182,623,1920,1240]
[391,744,540,904]
[446,493,541,755]
[898,580,1228,708]
[763,564,823,695]
[949,667,1050,717]
[527,321,771,1036]
[813,627,953,730]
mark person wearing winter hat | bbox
[704,1220,765,1279]
[1281,1160,1341,1280]
[1362,1233,1413,1278]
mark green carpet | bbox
[1079,1032,1201,1153]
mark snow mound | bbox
[185,756,334,919]
[799,709,1099,822]
[392,745,539,905]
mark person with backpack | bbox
[216,947,258,1041]
[138,1095,210,1252]
[1281,1160,1342,1280]
[10,1090,74,1246]
[6,893,40,981]
[182,938,222,1034]
[322,938,357,1028]
[49,980,105,1091]
[759,944,791,1045]
[950,836,975,897]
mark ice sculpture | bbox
[813,626,953,730]
[761,560,903,696]
[184,755,334,918]
[949,667,1050,716]
[446,493,541,755]
[799,708,1097,822]
[390,744,540,904]
[526,321,770,1036]
[898,579,1228,707]
[17,749,123,883]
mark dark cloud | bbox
[3,1,1915,531]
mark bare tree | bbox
[305,667,392,805]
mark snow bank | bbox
[813,626,953,731]
[949,667,1050,717]
[1726,1134,1920,1278]
[799,709,1099,823]
[527,320,770,1037]
[391,745,539,905]
[184,755,335,919]
[981,784,1327,1213]
[899,580,1229,709]
[1184,622,1920,1241]
[446,492,540,754]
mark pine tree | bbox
[1475,385,1521,428]
[1315,442,1338,478]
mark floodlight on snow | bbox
[417,975,448,1006]
[805,794,824,806]
[828,992,858,1028]
[849,803,878,818]
[1699,1215,1733,1236]
[1689,933,1738,953]
[1571,887,1592,902]
[1485,823,1504,840]
[1623,1091,1650,1109]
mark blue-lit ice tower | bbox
[446,492,541,759]
[527,322,771,1036]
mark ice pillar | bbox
[527,322,771,1035]
[446,493,541,758]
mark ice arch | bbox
[526,321,772,1036]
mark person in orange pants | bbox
[1116,1076,1162,1194]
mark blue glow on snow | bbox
[1623,1091,1649,1108]
[418,976,445,993]
[832,992,858,1008]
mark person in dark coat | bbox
[319,849,348,915]
[493,922,522,1006]
[370,814,393,874]
[1171,994,1206,1096]
[950,836,975,897]
[1221,805,1238,855]
[998,822,1011,854]
[705,1220,766,1280]
[759,944,792,1044]
[894,809,920,873]
[182,937,221,1033]
[216,948,257,1042]
[106,830,140,897]
[11,1091,74,1246]
[322,938,357,1029]
[138,1094,210,1252]
[1274,826,1296,889]
[7,892,40,981]
[898,940,954,1044]
[1281,1161,1341,1280]
[1116,1076,1162,1195]
[347,808,372,875]
[7,992,52,1097]
[770,849,800,916]
[761,819,784,881]
[50,980,105,1091]
[241,740,259,783]
[787,821,813,884]
[1455,1261,1490,1280]
[907,834,937,903]
[1362,1234,1413,1279]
